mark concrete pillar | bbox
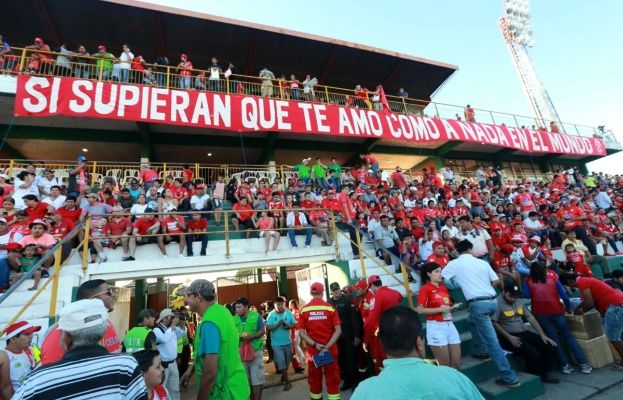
[257,268,263,283]
[135,279,146,313]
[277,266,289,296]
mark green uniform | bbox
[294,164,311,179]
[233,310,264,351]
[95,52,114,73]
[194,304,250,400]
[312,164,327,179]
[328,163,342,175]
[123,326,152,354]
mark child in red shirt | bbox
[564,244,593,277]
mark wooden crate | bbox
[576,335,614,368]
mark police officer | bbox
[328,282,362,391]
[122,308,157,354]
[298,282,342,400]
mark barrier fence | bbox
[1,46,618,147]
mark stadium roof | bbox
[3,0,457,101]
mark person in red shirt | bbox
[359,152,379,178]
[559,273,623,368]
[40,280,121,365]
[426,241,450,268]
[557,198,597,255]
[56,196,82,224]
[365,275,403,373]
[231,197,255,239]
[128,211,166,258]
[161,210,187,256]
[597,218,623,255]
[186,211,208,256]
[564,244,593,277]
[417,262,461,368]
[107,207,132,260]
[297,282,342,400]
[22,195,50,222]
[464,104,475,122]
[391,167,408,190]
[47,210,75,241]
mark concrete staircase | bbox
[347,257,545,399]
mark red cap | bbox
[310,282,324,294]
[5,243,23,251]
[98,44,106,51]
[432,241,444,249]
[196,184,206,190]
[367,275,381,286]
[34,37,43,44]
[181,53,188,59]
[342,285,353,294]
[3,321,41,340]
[353,279,367,290]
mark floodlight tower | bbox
[500,0,562,129]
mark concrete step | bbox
[477,371,544,400]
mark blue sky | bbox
[143,0,623,173]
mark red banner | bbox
[13,75,606,156]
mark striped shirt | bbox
[12,345,148,400]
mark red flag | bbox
[379,85,390,114]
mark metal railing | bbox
[0,221,85,334]
[2,46,618,147]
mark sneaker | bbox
[41,270,50,278]
[561,364,573,374]
[494,378,520,388]
[604,253,615,257]
[294,367,305,373]
[616,251,623,256]
[283,381,292,391]
[99,255,107,263]
[580,364,593,374]
[179,253,186,258]
[611,362,623,370]
[163,255,168,259]
[200,251,206,256]
[305,245,311,248]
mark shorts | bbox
[235,218,255,230]
[259,230,278,238]
[243,349,265,385]
[136,236,158,246]
[212,199,223,209]
[272,344,293,371]
[163,234,183,244]
[604,304,623,341]
[426,320,461,347]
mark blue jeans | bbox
[0,257,9,289]
[468,300,518,383]
[536,314,587,366]
[288,227,313,246]
[185,233,208,256]
[371,162,379,178]
[208,79,221,92]
[604,305,623,341]
[180,76,191,89]
[120,68,130,82]
[315,178,328,190]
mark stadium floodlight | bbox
[504,0,533,47]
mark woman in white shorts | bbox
[417,261,462,369]
[258,211,280,254]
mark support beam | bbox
[137,122,154,161]
[34,0,61,48]
[277,266,288,296]
[258,132,279,163]
[134,279,146,314]
[154,13,167,56]
[434,141,462,165]
[318,46,338,83]
[244,32,259,76]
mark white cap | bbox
[158,308,174,322]
[58,299,108,332]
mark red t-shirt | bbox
[139,169,159,183]
[49,219,75,240]
[514,192,535,212]
[107,217,132,235]
[577,276,623,313]
[557,206,585,231]
[566,251,592,277]
[40,321,121,365]
[417,283,452,322]
[426,253,450,268]
[337,192,356,221]
[182,168,194,182]
[188,218,208,233]
[133,218,159,235]
[26,202,49,222]
[365,286,403,343]
[364,155,377,165]
[298,297,341,357]
[232,203,254,221]
[57,207,82,224]
[162,215,184,234]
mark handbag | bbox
[240,341,255,363]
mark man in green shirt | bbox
[92,45,116,80]
[179,280,249,400]
[286,158,312,186]
[328,157,342,191]
[233,297,266,400]
[351,306,483,400]
[311,158,329,190]
[122,308,157,354]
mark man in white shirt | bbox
[373,215,400,265]
[154,309,184,400]
[286,209,313,248]
[594,187,613,210]
[190,184,211,213]
[456,215,494,260]
[523,211,546,237]
[367,210,382,239]
[442,166,454,183]
[42,185,66,210]
[442,240,520,388]
[440,217,459,238]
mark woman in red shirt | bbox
[416,262,461,369]
[524,261,592,375]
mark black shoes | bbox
[495,378,521,388]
